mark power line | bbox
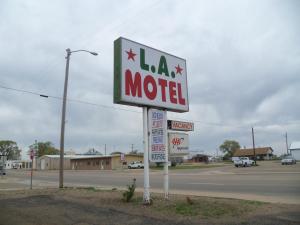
[1,84,299,128]
[0,84,140,114]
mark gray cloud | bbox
[0,0,299,158]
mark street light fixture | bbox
[59,48,98,188]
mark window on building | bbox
[87,161,91,165]
[106,160,110,165]
[96,161,99,165]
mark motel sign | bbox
[114,37,189,112]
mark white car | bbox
[128,161,144,169]
[234,157,254,167]
[281,155,296,165]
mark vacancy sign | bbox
[114,37,189,112]
[148,109,167,162]
[169,133,189,155]
[167,120,194,131]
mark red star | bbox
[126,48,136,61]
[175,64,183,74]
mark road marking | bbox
[189,182,225,186]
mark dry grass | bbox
[0,188,299,225]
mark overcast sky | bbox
[1,0,299,159]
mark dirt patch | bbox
[0,188,299,225]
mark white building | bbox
[4,160,20,169]
[290,142,300,160]
[5,160,32,169]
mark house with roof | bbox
[187,154,209,163]
[233,147,273,160]
[290,142,300,160]
[70,154,143,170]
[37,155,74,170]
[36,154,143,170]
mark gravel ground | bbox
[0,188,299,225]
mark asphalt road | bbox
[2,161,300,204]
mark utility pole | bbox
[131,144,134,153]
[252,127,257,165]
[104,144,106,156]
[285,132,289,155]
[59,48,98,189]
[59,49,71,188]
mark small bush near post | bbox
[122,178,136,202]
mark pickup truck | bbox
[234,157,254,167]
[128,161,144,169]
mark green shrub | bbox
[122,178,136,202]
[171,161,177,167]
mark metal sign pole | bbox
[164,110,169,199]
[30,154,33,189]
[143,107,150,204]
[1,155,4,179]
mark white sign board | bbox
[168,133,189,155]
[114,37,189,112]
[148,109,167,162]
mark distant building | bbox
[70,154,143,170]
[4,160,21,169]
[36,155,74,170]
[36,154,143,170]
[188,154,209,163]
[290,142,300,160]
[4,160,32,169]
[233,147,273,160]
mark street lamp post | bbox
[252,127,256,166]
[59,48,98,188]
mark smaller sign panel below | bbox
[169,133,189,155]
[148,109,167,162]
[167,120,194,131]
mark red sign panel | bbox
[30,149,34,160]
[167,120,194,131]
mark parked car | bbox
[281,155,296,165]
[234,157,254,167]
[128,161,144,169]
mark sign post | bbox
[114,37,189,203]
[163,110,169,199]
[30,149,34,189]
[143,107,150,203]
